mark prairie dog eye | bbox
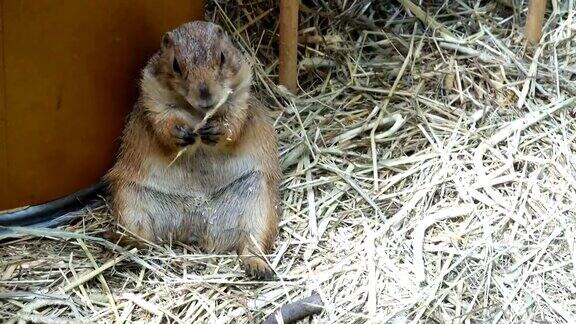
[220,52,226,68]
[172,58,182,75]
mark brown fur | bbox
[105,21,281,278]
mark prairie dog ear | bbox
[161,32,174,49]
[213,24,225,38]
[159,32,177,74]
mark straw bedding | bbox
[2,0,576,322]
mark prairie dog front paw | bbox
[198,121,222,145]
[172,123,197,147]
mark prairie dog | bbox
[105,21,281,278]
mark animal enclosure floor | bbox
[2,1,576,323]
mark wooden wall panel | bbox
[0,0,204,210]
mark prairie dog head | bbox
[154,21,251,113]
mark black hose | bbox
[0,181,106,239]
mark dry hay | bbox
[2,0,576,323]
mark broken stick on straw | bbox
[167,88,233,167]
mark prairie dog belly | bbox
[133,148,261,248]
[142,147,256,194]
[186,149,258,188]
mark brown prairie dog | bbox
[105,21,281,279]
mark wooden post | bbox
[525,0,547,45]
[279,0,299,93]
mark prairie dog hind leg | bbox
[202,170,278,278]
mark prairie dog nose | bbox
[199,83,211,101]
